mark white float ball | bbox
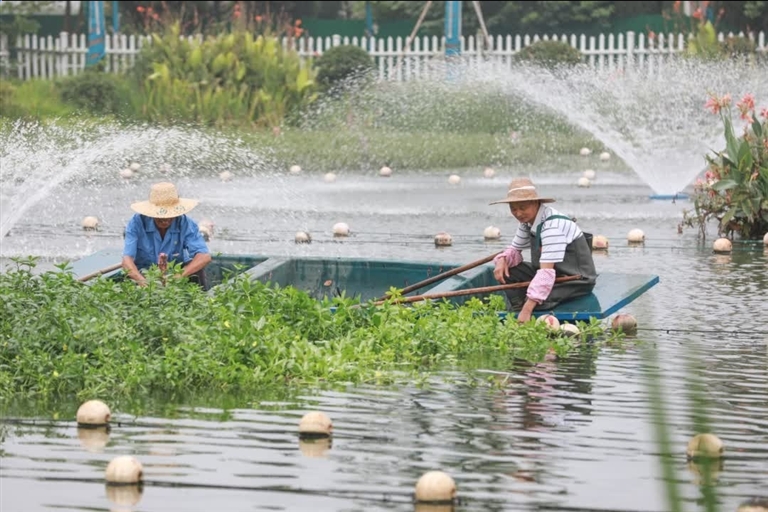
[712,238,732,254]
[289,165,302,174]
[448,174,461,185]
[219,171,233,182]
[577,177,591,188]
[736,498,768,512]
[119,168,133,179]
[483,167,495,179]
[592,235,609,250]
[763,232,768,245]
[159,163,172,174]
[379,166,392,177]
[414,470,457,503]
[76,399,111,427]
[627,229,645,243]
[560,323,581,337]
[537,314,560,331]
[611,313,638,335]
[82,216,100,231]
[599,151,611,161]
[105,455,143,484]
[434,232,452,247]
[199,225,212,242]
[295,231,312,244]
[686,433,724,460]
[129,162,141,172]
[483,226,501,240]
[583,169,596,180]
[323,172,337,183]
[332,222,350,237]
[299,411,333,437]
[580,147,591,156]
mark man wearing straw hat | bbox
[122,182,212,289]
[490,177,597,322]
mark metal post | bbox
[365,1,374,37]
[113,1,120,34]
[86,0,106,67]
[444,0,462,57]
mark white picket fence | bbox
[1,29,766,81]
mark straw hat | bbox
[130,182,199,219]
[489,177,555,205]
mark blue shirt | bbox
[123,214,209,270]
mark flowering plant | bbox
[682,93,768,240]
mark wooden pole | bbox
[77,262,123,282]
[372,251,500,302]
[371,274,583,306]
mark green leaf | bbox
[711,179,738,192]
[752,117,763,138]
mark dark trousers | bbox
[183,264,210,291]
[503,262,594,311]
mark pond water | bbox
[1,155,767,512]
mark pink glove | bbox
[526,268,556,304]
[494,247,523,267]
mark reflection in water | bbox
[299,437,332,458]
[106,484,143,509]
[77,426,110,453]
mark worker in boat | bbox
[489,177,597,322]
[122,182,212,290]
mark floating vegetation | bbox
[0,257,615,401]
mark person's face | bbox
[509,201,540,224]
[153,217,174,230]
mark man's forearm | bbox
[181,253,212,277]
[122,255,146,285]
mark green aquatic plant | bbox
[0,257,609,401]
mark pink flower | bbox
[760,107,768,119]
[705,96,720,114]
[738,93,755,111]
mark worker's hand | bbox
[158,253,168,273]
[493,259,510,283]
[516,300,536,323]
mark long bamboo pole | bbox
[77,262,123,282]
[371,274,583,306]
[372,251,501,302]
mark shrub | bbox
[682,93,768,240]
[314,44,375,92]
[56,69,128,115]
[515,40,583,68]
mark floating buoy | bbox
[82,216,100,231]
[106,484,143,507]
[483,226,501,240]
[198,219,214,242]
[434,232,452,247]
[105,455,143,485]
[599,151,611,161]
[579,147,591,156]
[299,411,332,437]
[686,433,724,460]
[560,323,581,337]
[537,314,560,331]
[577,177,591,188]
[592,234,609,250]
[448,174,461,185]
[764,232,768,245]
[77,399,111,427]
[379,166,392,177]
[119,168,133,179]
[627,229,645,243]
[323,172,337,183]
[129,162,141,172]
[583,169,596,180]
[610,313,638,335]
[332,222,350,237]
[295,231,312,244]
[78,426,109,453]
[712,238,732,254]
[737,497,768,512]
[414,470,457,504]
[289,165,302,174]
[219,171,233,182]
[483,167,495,178]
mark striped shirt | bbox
[509,204,583,263]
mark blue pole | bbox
[113,1,120,33]
[86,0,106,67]
[444,0,462,57]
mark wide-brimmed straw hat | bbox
[489,177,555,205]
[130,182,199,219]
